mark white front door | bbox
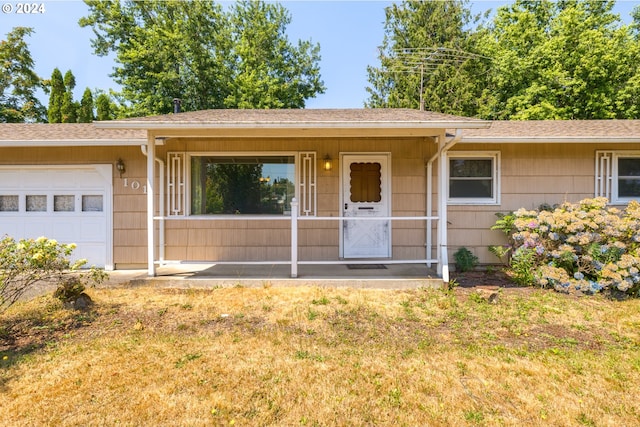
[341,154,391,258]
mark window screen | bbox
[449,159,494,199]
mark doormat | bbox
[346,264,387,270]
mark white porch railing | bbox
[290,199,441,278]
[152,198,446,281]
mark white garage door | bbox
[0,165,112,269]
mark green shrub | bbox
[490,197,640,296]
[53,276,87,303]
[509,246,536,286]
[453,247,478,272]
[0,235,106,311]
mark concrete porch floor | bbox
[113,262,444,290]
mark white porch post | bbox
[291,198,298,278]
[438,146,449,283]
[146,135,156,276]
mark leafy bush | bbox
[490,197,640,297]
[0,235,106,311]
[509,246,537,286]
[53,276,88,304]
[453,247,478,272]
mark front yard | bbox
[1,284,639,426]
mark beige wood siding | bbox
[0,137,437,268]
[6,139,636,271]
[447,143,640,266]
[155,136,434,265]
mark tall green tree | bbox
[368,0,640,120]
[366,0,488,115]
[47,68,94,123]
[224,0,324,109]
[60,70,79,123]
[79,0,324,115]
[80,0,231,116]
[95,93,116,120]
[61,91,78,123]
[47,68,65,123]
[477,0,640,119]
[0,27,45,123]
[78,88,94,122]
[63,70,76,93]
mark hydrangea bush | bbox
[490,198,640,296]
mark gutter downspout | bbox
[426,129,462,283]
[141,144,165,267]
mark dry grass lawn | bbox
[1,283,639,426]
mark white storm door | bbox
[341,154,391,258]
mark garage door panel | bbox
[22,171,56,189]
[23,219,51,239]
[52,221,80,241]
[80,218,106,241]
[77,244,107,267]
[0,166,112,268]
[0,218,25,237]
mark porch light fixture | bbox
[323,155,333,171]
[116,158,126,177]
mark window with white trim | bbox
[447,152,500,205]
[617,157,640,200]
[188,153,307,216]
[597,151,640,204]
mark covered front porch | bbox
[96,109,490,282]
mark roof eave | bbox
[95,120,491,130]
[460,137,640,144]
[0,139,147,147]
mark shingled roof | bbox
[3,111,640,145]
[461,120,640,143]
[0,123,146,146]
[95,108,489,129]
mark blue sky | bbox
[1,0,639,110]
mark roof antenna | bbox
[382,47,490,110]
[173,98,182,114]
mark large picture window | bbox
[448,152,500,205]
[190,155,295,215]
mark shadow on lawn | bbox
[0,300,122,389]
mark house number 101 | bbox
[123,178,147,193]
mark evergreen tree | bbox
[61,91,77,123]
[366,0,487,115]
[47,68,65,123]
[60,70,78,123]
[0,27,45,122]
[63,70,76,92]
[78,88,94,122]
[367,0,640,119]
[95,93,113,120]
